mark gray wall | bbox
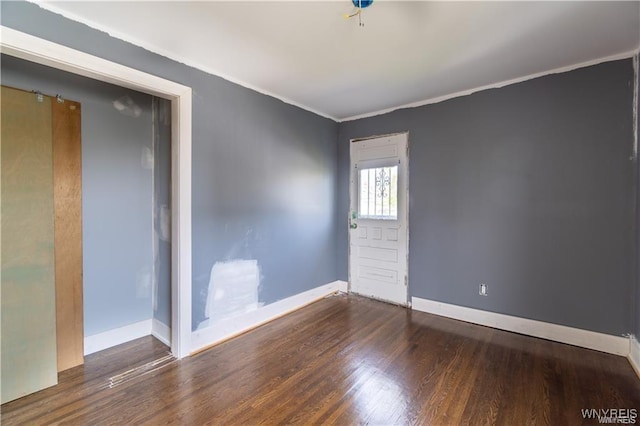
[0,1,339,331]
[338,59,636,336]
[5,1,634,339]
[152,98,172,327]
[1,54,157,336]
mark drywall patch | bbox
[141,146,153,169]
[113,95,142,118]
[136,265,152,298]
[199,259,262,329]
[159,204,171,242]
[191,281,348,353]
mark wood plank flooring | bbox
[2,294,639,425]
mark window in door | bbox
[358,165,398,220]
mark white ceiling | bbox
[37,1,640,121]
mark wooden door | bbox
[52,97,84,372]
[1,86,84,403]
[349,133,409,306]
[1,86,58,403]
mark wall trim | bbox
[191,280,348,354]
[31,1,336,122]
[412,297,630,357]
[630,336,640,380]
[0,25,193,359]
[335,280,349,292]
[152,319,171,347]
[341,50,638,122]
[84,320,152,356]
[27,2,640,123]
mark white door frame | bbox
[0,26,192,359]
[348,132,410,306]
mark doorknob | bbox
[349,212,358,229]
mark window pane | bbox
[368,168,375,217]
[358,165,398,220]
[359,169,369,216]
[390,166,397,218]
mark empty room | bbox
[1,1,639,424]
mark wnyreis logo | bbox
[581,409,637,424]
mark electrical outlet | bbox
[479,283,488,296]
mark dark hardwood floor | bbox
[2,294,639,425]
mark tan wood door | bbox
[52,96,84,372]
[1,86,84,404]
[1,86,58,403]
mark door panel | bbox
[349,133,408,305]
[52,98,84,372]
[1,86,58,403]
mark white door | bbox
[349,133,408,305]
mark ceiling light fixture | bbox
[344,0,373,27]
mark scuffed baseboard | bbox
[412,297,629,356]
[191,280,347,354]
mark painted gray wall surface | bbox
[0,1,339,331]
[1,54,156,336]
[338,60,636,336]
[153,98,172,327]
[189,90,337,327]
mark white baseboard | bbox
[191,280,347,353]
[629,336,640,380]
[412,297,629,356]
[152,318,171,347]
[335,279,348,292]
[84,319,152,355]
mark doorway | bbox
[349,133,409,305]
[1,77,175,403]
[0,25,192,359]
